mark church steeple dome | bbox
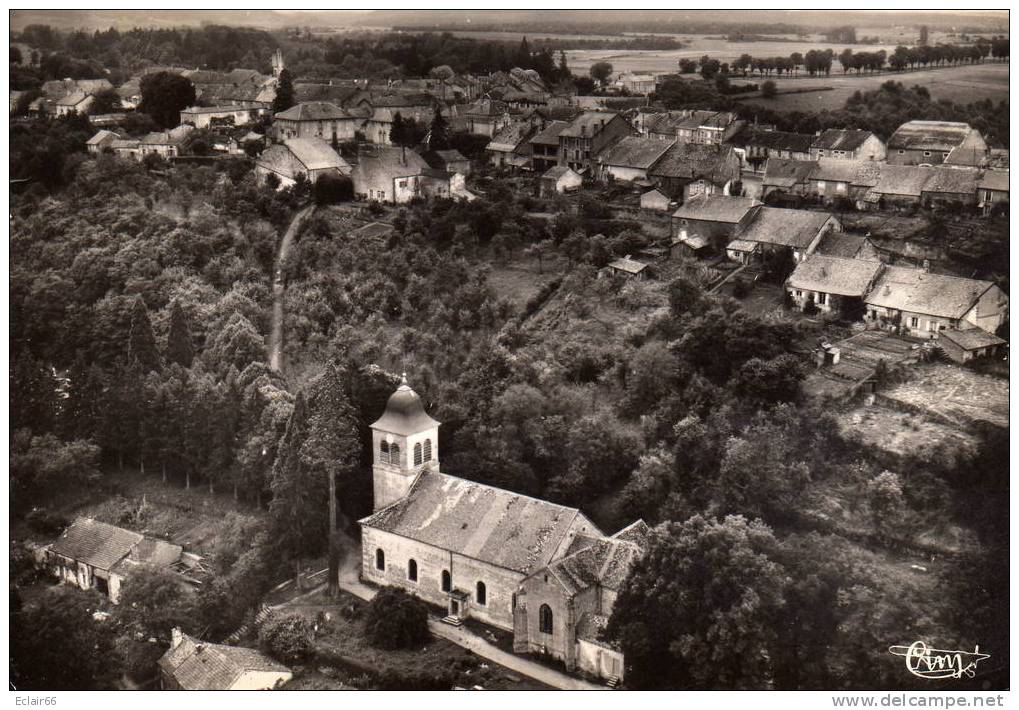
[369,375,441,511]
[370,375,441,437]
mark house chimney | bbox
[171,627,184,649]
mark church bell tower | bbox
[369,375,440,511]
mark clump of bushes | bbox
[364,587,429,650]
[258,612,314,662]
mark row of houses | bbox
[251,138,474,203]
[786,254,1008,344]
[763,156,1009,213]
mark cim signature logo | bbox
[888,641,990,680]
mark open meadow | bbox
[739,61,1010,112]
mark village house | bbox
[539,165,583,197]
[254,137,352,188]
[862,165,933,210]
[671,194,762,252]
[159,628,292,690]
[272,101,361,143]
[636,111,686,141]
[977,170,1009,215]
[671,110,740,145]
[937,328,1007,364]
[54,90,94,117]
[110,138,142,160]
[359,378,645,683]
[180,103,269,130]
[808,158,882,205]
[727,126,816,172]
[422,149,471,176]
[813,231,881,262]
[361,107,397,145]
[558,110,635,174]
[613,72,658,95]
[864,266,1008,338]
[886,120,987,166]
[640,188,673,212]
[137,125,195,160]
[647,143,741,203]
[809,129,886,162]
[760,158,818,199]
[486,121,536,169]
[786,255,885,316]
[529,120,570,173]
[726,207,840,266]
[86,129,122,154]
[596,136,675,183]
[921,168,980,209]
[45,518,200,604]
[351,146,431,203]
[464,98,514,137]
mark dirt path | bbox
[269,204,316,372]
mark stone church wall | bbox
[360,526,522,631]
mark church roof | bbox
[369,377,440,436]
[360,470,595,574]
[545,535,644,596]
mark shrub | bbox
[258,612,314,662]
[314,173,354,205]
[364,587,429,650]
[761,80,777,98]
[732,278,750,299]
[803,300,819,316]
[25,508,69,536]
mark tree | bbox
[606,516,788,689]
[89,87,120,114]
[301,363,362,595]
[11,587,121,689]
[11,431,101,496]
[365,587,429,650]
[127,296,161,372]
[165,300,195,368]
[589,61,613,86]
[259,612,313,662]
[761,80,777,99]
[515,36,531,69]
[115,565,198,640]
[426,106,449,152]
[11,45,22,64]
[139,71,196,129]
[313,173,354,205]
[272,68,295,114]
[867,470,905,541]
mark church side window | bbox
[389,442,400,464]
[408,559,417,582]
[423,439,432,462]
[539,604,553,634]
[441,570,451,593]
[476,581,486,606]
[375,549,385,571]
[414,442,423,466]
[380,441,390,464]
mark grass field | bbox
[738,62,1009,112]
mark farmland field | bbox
[737,62,1009,112]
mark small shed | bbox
[640,188,672,212]
[938,328,1006,364]
[671,233,710,259]
[725,238,759,265]
[540,165,583,197]
[601,255,649,280]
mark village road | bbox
[269,203,316,372]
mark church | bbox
[359,376,647,683]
